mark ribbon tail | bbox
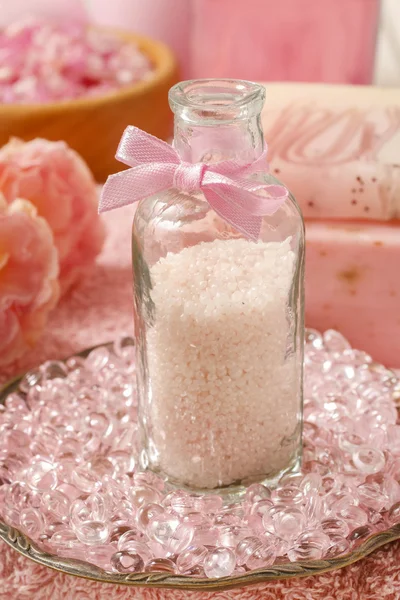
[209,181,287,216]
[204,189,262,242]
[99,165,175,213]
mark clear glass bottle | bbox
[132,79,305,492]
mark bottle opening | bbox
[169,79,265,123]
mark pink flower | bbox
[0,196,60,366]
[0,138,105,293]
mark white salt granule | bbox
[146,237,300,489]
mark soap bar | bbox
[305,220,400,367]
[262,83,400,221]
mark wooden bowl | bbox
[0,30,178,181]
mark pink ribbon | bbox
[99,126,288,241]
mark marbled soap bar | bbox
[305,221,400,367]
[262,83,400,221]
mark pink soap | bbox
[261,83,400,221]
[305,221,400,368]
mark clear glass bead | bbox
[177,545,207,573]
[111,551,144,573]
[204,547,236,578]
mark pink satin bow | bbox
[99,126,288,240]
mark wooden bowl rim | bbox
[0,29,177,115]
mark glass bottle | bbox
[132,79,305,492]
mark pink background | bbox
[1,0,380,84]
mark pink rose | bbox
[0,138,105,293]
[0,196,59,366]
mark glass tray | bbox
[0,335,400,592]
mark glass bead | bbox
[266,507,306,541]
[85,347,110,372]
[271,486,303,506]
[109,524,131,543]
[71,467,102,493]
[304,491,325,524]
[164,522,194,554]
[320,475,340,495]
[182,511,207,527]
[5,481,28,509]
[136,503,164,530]
[357,482,388,512]
[75,521,109,545]
[109,450,136,476]
[130,485,161,509]
[145,558,176,573]
[387,501,400,525]
[337,505,368,527]
[236,536,262,566]
[249,499,274,518]
[5,430,31,450]
[19,507,44,538]
[352,447,386,475]
[50,528,80,550]
[323,330,351,353]
[204,548,236,578]
[113,335,134,357]
[57,483,80,501]
[338,433,365,453]
[193,523,219,546]
[194,494,223,514]
[5,394,28,413]
[245,484,271,504]
[147,515,180,546]
[214,506,244,527]
[321,518,349,538]
[166,491,194,515]
[66,356,86,371]
[42,490,70,520]
[19,369,42,393]
[218,525,252,548]
[114,499,136,523]
[177,546,207,573]
[111,551,144,573]
[305,329,324,350]
[117,529,146,549]
[117,539,152,563]
[86,544,115,569]
[287,530,330,562]
[89,457,114,477]
[348,524,375,543]
[26,460,57,491]
[246,542,277,569]
[330,492,358,514]
[325,535,350,558]
[300,473,322,495]
[133,471,164,491]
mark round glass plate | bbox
[1,335,400,592]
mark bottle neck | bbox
[169,79,266,165]
[173,115,265,164]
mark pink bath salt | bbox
[146,237,300,489]
[0,137,105,294]
[0,18,153,104]
[0,196,59,367]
